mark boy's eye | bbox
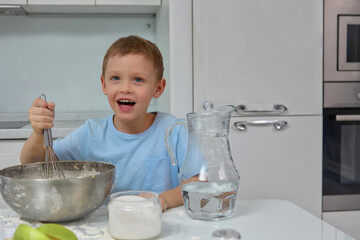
[111,76,119,81]
[134,78,144,83]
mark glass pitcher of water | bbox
[165,101,240,220]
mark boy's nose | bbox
[120,80,132,93]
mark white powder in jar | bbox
[108,195,162,240]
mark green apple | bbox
[13,224,50,240]
[12,223,77,240]
[37,223,78,240]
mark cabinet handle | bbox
[336,115,360,121]
[234,120,287,131]
[235,104,287,114]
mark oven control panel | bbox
[324,82,360,107]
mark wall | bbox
[0,14,169,115]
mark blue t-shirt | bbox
[52,112,189,194]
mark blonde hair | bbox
[102,35,164,80]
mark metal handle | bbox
[235,104,287,114]
[336,115,360,121]
[44,129,53,146]
[39,94,53,146]
[234,120,287,131]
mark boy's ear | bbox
[101,75,107,95]
[153,78,166,98]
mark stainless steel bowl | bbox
[0,161,115,222]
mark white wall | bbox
[0,14,170,114]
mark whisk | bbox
[40,94,65,179]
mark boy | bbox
[20,35,189,211]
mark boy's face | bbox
[101,54,165,125]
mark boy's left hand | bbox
[159,196,168,212]
[138,193,168,211]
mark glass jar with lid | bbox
[108,191,162,240]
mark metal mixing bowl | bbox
[0,161,115,222]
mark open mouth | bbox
[117,99,136,108]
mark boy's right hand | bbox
[28,97,55,136]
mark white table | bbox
[0,199,356,240]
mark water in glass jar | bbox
[182,180,239,220]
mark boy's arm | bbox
[159,176,199,211]
[159,186,183,211]
[20,132,46,165]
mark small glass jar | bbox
[108,191,162,240]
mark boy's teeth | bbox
[118,100,135,106]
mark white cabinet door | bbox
[0,140,25,209]
[323,211,360,240]
[0,140,24,170]
[28,0,95,5]
[0,0,26,4]
[229,115,322,217]
[193,0,323,115]
[95,0,160,5]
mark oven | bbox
[321,1,360,237]
[323,0,360,212]
[323,82,360,211]
[324,0,360,81]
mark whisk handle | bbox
[44,128,53,146]
[39,94,54,146]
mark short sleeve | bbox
[52,123,89,161]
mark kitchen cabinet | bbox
[95,0,161,6]
[0,0,26,4]
[0,140,25,208]
[193,0,322,115]
[192,0,323,217]
[230,116,322,217]
[20,0,161,6]
[323,211,360,240]
[5,0,162,15]
[0,140,24,170]
[27,0,95,5]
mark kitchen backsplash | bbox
[0,14,166,115]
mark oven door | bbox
[323,108,360,211]
[338,15,360,71]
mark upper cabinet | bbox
[95,0,160,5]
[193,0,323,115]
[28,0,95,4]
[0,0,26,4]
[0,0,161,14]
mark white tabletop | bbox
[0,199,356,240]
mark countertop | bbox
[0,199,356,240]
[0,113,111,139]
